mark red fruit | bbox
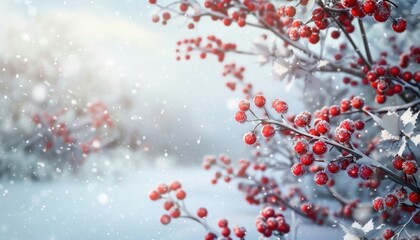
[316,120,330,135]
[384,193,399,208]
[299,25,312,38]
[218,219,228,228]
[149,190,161,201]
[314,171,329,185]
[389,66,401,76]
[197,207,208,218]
[372,197,385,212]
[238,99,250,111]
[149,0,157,3]
[233,226,246,238]
[176,189,187,200]
[293,139,309,155]
[373,2,390,22]
[362,0,377,15]
[327,161,341,174]
[354,120,365,130]
[331,30,340,39]
[312,140,327,155]
[383,229,395,239]
[179,3,188,12]
[157,183,169,194]
[266,218,278,230]
[347,163,359,178]
[402,71,413,81]
[409,192,420,204]
[308,33,320,44]
[262,207,275,218]
[335,128,351,143]
[329,105,340,116]
[291,162,307,176]
[243,132,257,145]
[163,200,174,210]
[285,6,296,17]
[393,156,405,170]
[312,8,325,21]
[339,119,355,133]
[341,0,357,8]
[272,99,288,114]
[350,3,366,18]
[261,124,275,138]
[160,214,171,225]
[170,208,181,218]
[359,165,373,180]
[253,94,266,108]
[294,112,311,127]
[277,222,290,234]
[152,15,160,23]
[392,18,407,33]
[204,232,217,240]
[300,153,315,166]
[235,111,247,123]
[402,160,418,175]
[170,181,182,191]
[351,96,364,109]
[394,187,408,202]
[162,12,171,21]
[221,227,230,237]
[375,94,386,104]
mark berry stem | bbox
[357,19,373,65]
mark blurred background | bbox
[0,0,308,239]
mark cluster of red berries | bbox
[392,155,418,175]
[373,187,420,212]
[340,0,407,33]
[175,35,237,62]
[88,102,113,128]
[255,207,290,238]
[202,155,235,184]
[205,219,246,240]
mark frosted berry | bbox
[362,0,377,15]
[261,124,275,138]
[233,226,246,238]
[359,165,373,180]
[160,214,171,225]
[373,2,390,22]
[197,207,208,218]
[272,99,288,114]
[383,229,395,239]
[149,190,161,201]
[351,96,364,109]
[238,99,250,111]
[277,222,290,234]
[392,18,407,33]
[335,128,351,143]
[339,119,355,133]
[253,94,266,108]
[176,189,187,200]
[243,132,257,145]
[170,181,182,191]
[402,160,418,175]
[373,197,385,212]
[262,207,275,218]
[327,161,341,174]
[312,140,327,155]
[409,192,420,204]
[347,163,359,178]
[341,0,357,8]
[293,138,309,155]
[235,111,247,123]
[300,153,315,166]
[218,219,228,228]
[291,162,307,176]
[316,120,330,135]
[394,187,407,202]
[294,112,311,127]
[157,183,169,194]
[314,171,329,185]
[384,193,399,208]
[393,156,405,170]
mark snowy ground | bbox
[0,167,363,240]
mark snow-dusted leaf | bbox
[411,134,420,145]
[400,108,419,126]
[381,130,399,141]
[379,112,401,136]
[317,60,329,68]
[397,137,407,156]
[360,219,374,233]
[273,62,289,77]
[257,55,269,65]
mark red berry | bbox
[312,8,325,21]
[170,181,182,191]
[299,25,312,38]
[272,99,288,114]
[351,96,364,109]
[243,132,257,145]
[277,222,290,234]
[373,2,390,22]
[157,183,169,194]
[163,200,174,210]
[327,161,341,174]
[402,71,413,81]
[253,94,266,108]
[329,105,341,116]
[402,160,418,175]
[393,156,405,170]
[162,12,171,21]
[315,120,330,135]
[362,0,377,15]
[291,162,307,176]
[372,197,385,212]
[390,66,401,76]
[176,189,186,200]
[392,18,407,33]
[221,227,230,237]
[339,119,355,133]
[233,226,246,238]
[308,33,320,44]
[149,190,161,201]
[413,211,420,224]
[347,163,359,178]
[383,228,395,239]
[285,6,296,17]
[375,94,386,104]
[170,208,181,218]
[261,124,275,138]
[294,112,311,127]
[335,128,351,143]
[359,164,373,180]
[314,171,329,185]
[394,188,408,202]
[300,153,315,166]
[197,207,208,218]
[235,111,247,123]
[293,138,309,155]
[238,99,250,111]
[218,219,228,228]
[384,193,399,208]
[262,207,275,218]
[409,192,420,204]
[354,120,365,130]
[160,214,171,225]
[331,30,340,39]
[341,0,357,8]
[312,140,327,155]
